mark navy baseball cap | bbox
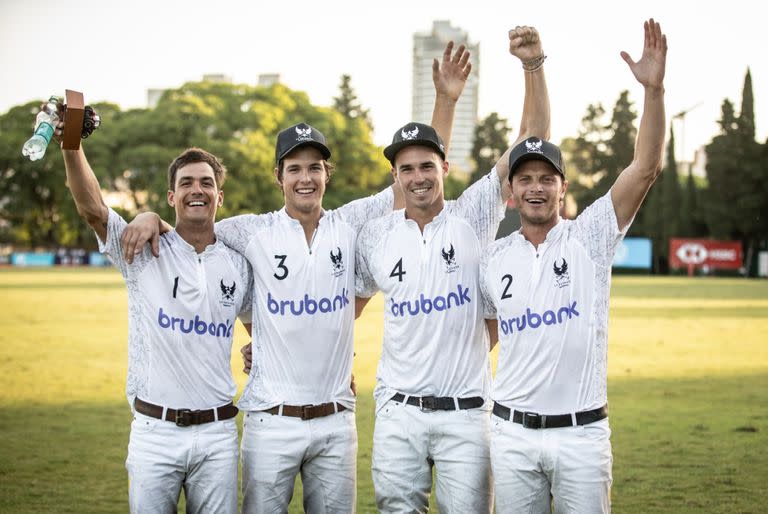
[383,122,446,165]
[275,123,331,164]
[508,137,565,179]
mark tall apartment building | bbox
[412,21,479,177]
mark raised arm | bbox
[611,18,667,230]
[58,141,109,242]
[430,40,471,153]
[495,26,551,186]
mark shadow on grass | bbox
[1,374,765,514]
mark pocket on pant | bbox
[577,419,611,441]
[376,399,398,419]
[243,411,273,433]
[130,414,161,435]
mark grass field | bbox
[0,269,766,513]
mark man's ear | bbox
[167,189,175,207]
[274,167,283,190]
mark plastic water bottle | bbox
[22,96,60,161]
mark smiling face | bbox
[392,145,449,219]
[510,159,568,229]
[167,161,223,225]
[275,146,328,218]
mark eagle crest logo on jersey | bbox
[401,126,419,140]
[553,258,570,288]
[295,125,312,142]
[330,247,345,277]
[525,139,543,154]
[441,244,459,273]
[220,279,236,306]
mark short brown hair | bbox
[168,148,227,190]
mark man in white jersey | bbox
[55,135,252,513]
[354,26,550,513]
[479,19,667,514]
[121,41,473,513]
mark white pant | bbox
[491,414,613,514]
[126,412,239,514]
[372,398,493,513]
[241,409,357,513]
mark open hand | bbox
[432,41,472,103]
[620,18,667,89]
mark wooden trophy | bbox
[62,90,85,150]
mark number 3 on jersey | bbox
[389,258,406,282]
[274,255,288,280]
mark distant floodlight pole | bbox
[671,102,702,165]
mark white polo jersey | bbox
[216,188,394,411]
[98,208,253,410]
[356,171,505,410]
[480,192,627,414]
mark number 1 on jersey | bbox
[389,258,406,282]
[172,276,179,298]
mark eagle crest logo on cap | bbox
[525,139,543,153]
[295,126,312,141]
[401,126,419,140]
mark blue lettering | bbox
[501,302,580,338]
[419,294,433,314]
[156,308,236,340]
[179,318,193,334]
[194,315,207,335]
[387,284,472,318]
[265,289,352,317]
[289,300,304,316]
[158,308,171,328]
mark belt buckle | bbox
[420,396,437,412]
[300,405,313,421]
[175,409,193,427]
[522,411,542,429]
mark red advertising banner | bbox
[669,239,743,270]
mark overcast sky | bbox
[2,0,764,163]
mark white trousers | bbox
[491,414,613,514]
[126,412,239,514]
[241,409,357,513]
[372,398,493,513]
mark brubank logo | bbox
[389,284,471,317]
[500,301,579,335]
[267,289,350,316]
[157,308,234,338]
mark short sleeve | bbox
[355,220,380,298]
[479,249,497,319]
[337,187,394,233]
[216,214,269,255]
[452,169,505,246]
[97,208,153,279]
[572,191,627,267]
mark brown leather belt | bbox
[134,397,238,427]
[262,402,347,421]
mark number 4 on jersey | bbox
[389,258,406,282]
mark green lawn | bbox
[0,269,766,513]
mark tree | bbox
[468,112,511,184]
[333,74,372,130]
[703,69,767,275]
[0,80,392,248]
[563,92,636,216]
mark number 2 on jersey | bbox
[389,258,406,282]
[501,274,513,300]
[274,255,288,280]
